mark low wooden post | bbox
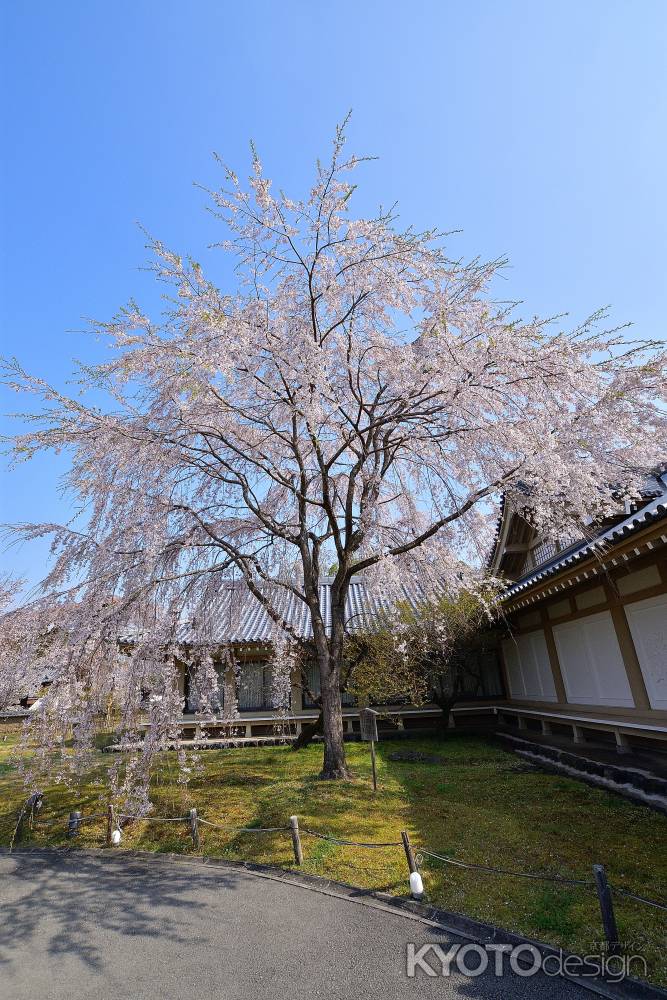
[593,864,620,956]
[401,830,417,874]
[370,739,377,792]
[25,791,43,832]
[106,803,115,847]
[289,814,303,865]
[68,811,81,838]
[189,808,200,849]
[13,792,43,846]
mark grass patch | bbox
[1,732,665,984]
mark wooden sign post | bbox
[359,708,379,791]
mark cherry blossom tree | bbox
[2,117,666,792]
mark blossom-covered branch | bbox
[2,117,666,791]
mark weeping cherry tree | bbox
[2,117,666,797]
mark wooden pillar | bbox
[572,724,585,745]
[539,608,568,704]
[603,581,651,710]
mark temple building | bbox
[165,470,666,756]
[489,471,667,753]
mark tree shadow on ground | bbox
[0,849,243,974]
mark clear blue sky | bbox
[1,0,666,588]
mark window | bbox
[303,661,355,708]
[184,659,226,714]
[526,539,559,571]
[237,661,276,710]
[524,532,581,573]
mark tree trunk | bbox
[291,710,323,750]
[432,693,456,738]
[319,658,350,778]
[303,571,350,780]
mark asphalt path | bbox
[0,850,592,1000]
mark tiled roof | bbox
[176,576,423,645]
[502,477,667,600]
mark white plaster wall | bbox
[502,630,557,701]
[553,611,633,707]
[624,593,667,710]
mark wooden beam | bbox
[539,608,568,704]
[603,581,651,711]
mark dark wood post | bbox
[593,864,620,956]
[370,740,377,792]
[360,708,379,791]
[401,830,417,874]
[106,803,115,847]
[189,808,200,849]
[67,811,81,838]
[289,815,303,865]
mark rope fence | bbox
[301,828,402,849]
[7,793,666,953]
[416,848,595,886]
[198,819,289,833]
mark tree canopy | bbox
[2,117,665,794]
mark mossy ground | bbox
[1,728,665,984]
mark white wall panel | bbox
[624,594,667,710]
[502,630,557,702]
[502,637,526,698]
[616,564,661,596]
[575,586,606,611]
[553,611,633,707]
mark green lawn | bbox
[1,729,666,984]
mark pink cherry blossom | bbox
[2,116,666,797]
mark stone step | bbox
[496,732,667,815]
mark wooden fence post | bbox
[401,830,417,874]
[289,815,303,865]
[593,864,620,956]
[106,803,115,847]
[67,811,81,838]
[401,830,424,899]
[17,791,44,841]
[189,808,200,849]
[370,739,378,792]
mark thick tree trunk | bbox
[319,656,350,778]
[302,569,350,779]
[291,710,323,750]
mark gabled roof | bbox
[496,473,667,601]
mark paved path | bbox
[0,851,590,1000]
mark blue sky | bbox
[1,0,666,587]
